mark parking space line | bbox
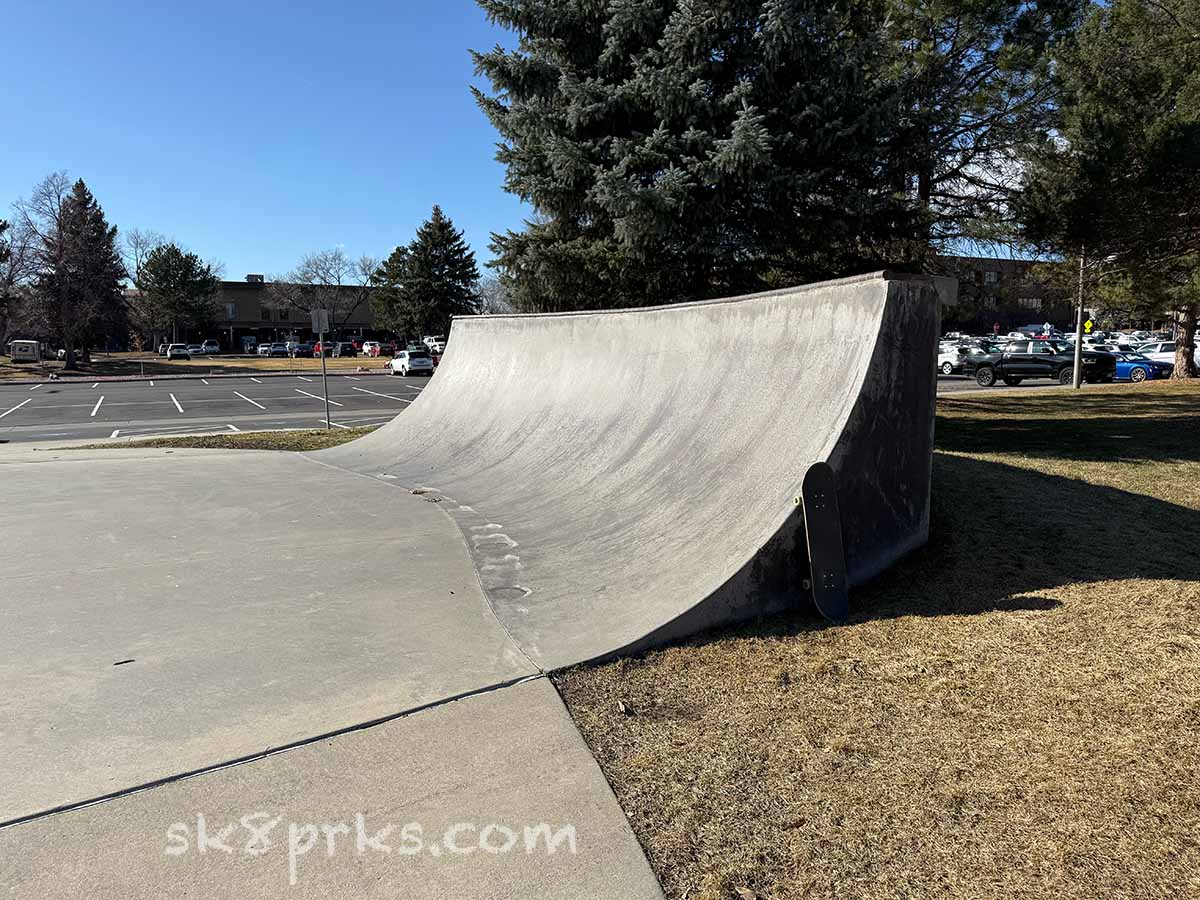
[91,382,99,388]
[323,419,351,430]
[169,393,183,413]
[0,398,32,419]
[91,396,104,417]
[233,391,266,410]
[351,386,412,403]
[110,429,120,438]
[251,377,263,384]
[227,424,240,432]
[29,384,41,391]
[201,378,209,385]
[149,381,154,387]
[345,376,360,380]
[296,388,343,406]
[297,376,312,382]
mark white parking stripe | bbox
[110,429,120,438]
[92,382,99,388]
[345,376,360,380]
[201,378,209,385]
[29,384,41,391]
[351,386,412,402]
[227,424,240,432]
[251,377,263,384]
[90,396,104,417]
[170,393,183,413]
[297,376,312,382]
[296,388,343,406]
[324,419,351,430]
[149,381,154,387]
[0,398,32,419]
[234,391,266,410]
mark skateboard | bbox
[800,462,849,622]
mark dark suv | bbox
[962,340,1117,387]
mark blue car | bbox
[1113,352,1172,383]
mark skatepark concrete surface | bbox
[1,271,939,897]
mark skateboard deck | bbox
[800,462,849,622]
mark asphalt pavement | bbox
[0,373,427,444]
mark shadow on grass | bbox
[668,449,1200,649]
[936,391,1200,463]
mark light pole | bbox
[1073,251,1085,389]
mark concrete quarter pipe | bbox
[318,271,940,669]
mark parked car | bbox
[387,349,435,376]
[200,339,220,354]
[268,342,289,357]
[312,340,335,357]
[158,342,169,356]
[362,340,383,357]
[1112,352,1172,383]
[349,337,364,351]
[291,341,314,357]
[333,342,357,358]
[961,339,1117,386]
[186,344,204,356]
[257,343,273,356]
[166,343,190,360]
[422,335,447,353]
[937,348,964,375]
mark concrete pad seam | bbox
[295,452,547,678]
[0,672,547,833]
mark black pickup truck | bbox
[961,339,1117,387]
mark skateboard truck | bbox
[798,462,849,622]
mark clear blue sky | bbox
[0,0,526,279]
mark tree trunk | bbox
[1173,303,1197,379]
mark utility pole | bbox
[1073,251,1086,389]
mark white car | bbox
[423,335,447,353]
[257,343,273,356]
[165,343,190,360]
[388,350,435,376]
[937,349,963,375]
[200,339,220,354]
[1138,341,1200,366]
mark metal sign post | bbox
[312,308,331,430]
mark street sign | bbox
[1084,319,1094,334]
[311,308,329,333]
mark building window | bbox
[984,270,999,285]
[225,302,236,321]
[1019,297,1043,310]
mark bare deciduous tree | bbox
[266,248,377,334]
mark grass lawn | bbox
[557,381,1200,900]
[0,351,391,381]
[73,427,374,452]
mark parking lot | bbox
[0,374,427,444]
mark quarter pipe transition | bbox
[318,271,940,670]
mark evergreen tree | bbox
[882,0,1085,248]
[472,0,921,311]
[131,242,220,342]
[19,175,126,368]
[371,207,480,336]
[1017,0,1200,376]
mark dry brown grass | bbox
[71,427,374,452]
[557,381,1200,900]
